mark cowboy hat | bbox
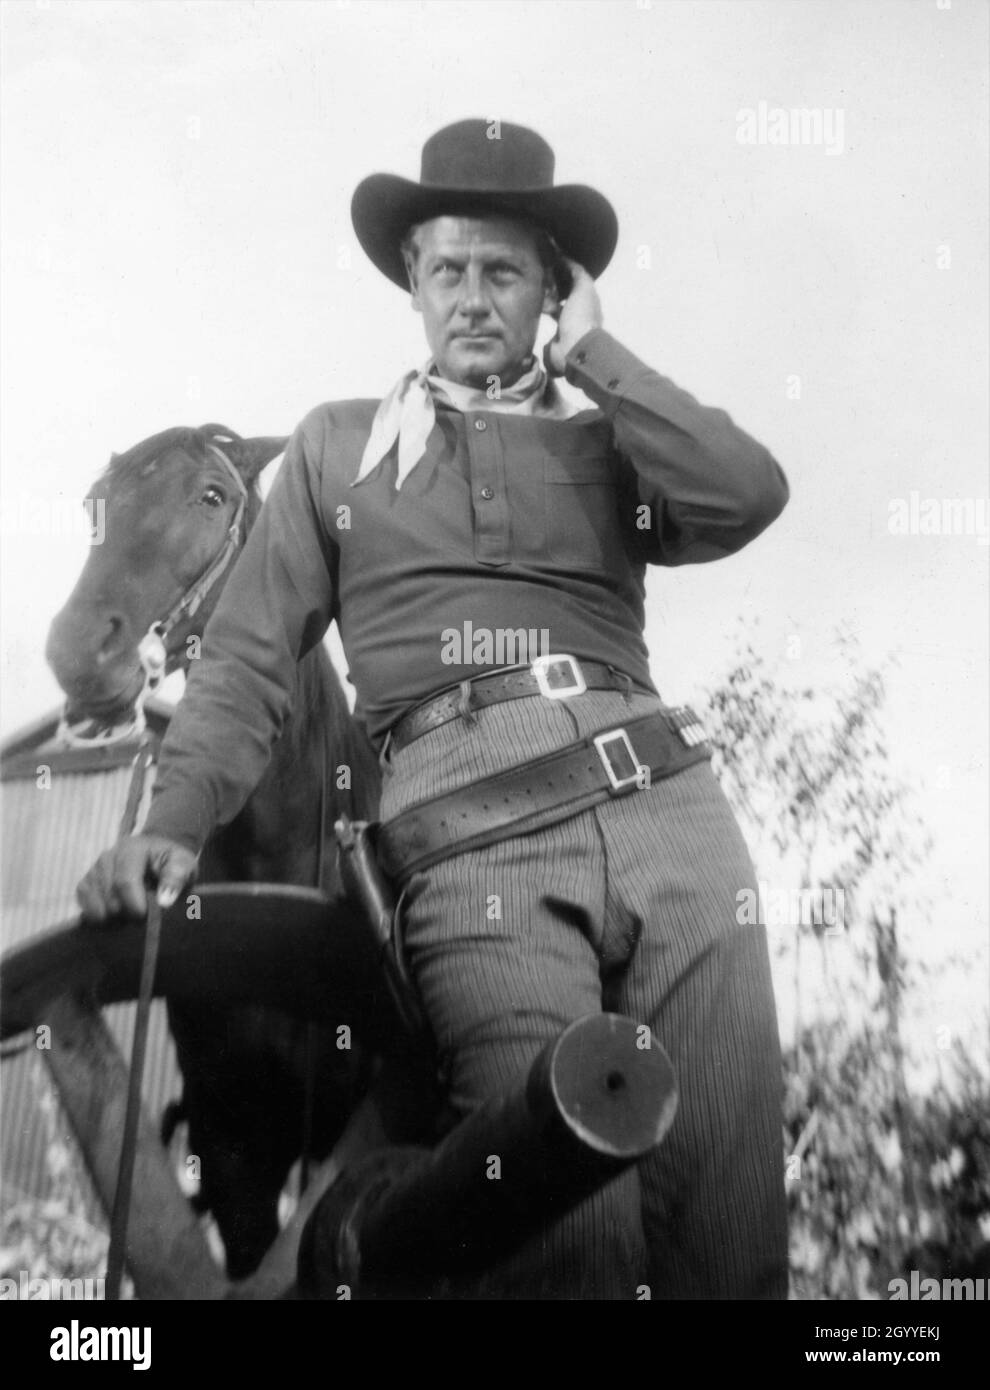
[350,118,618,291]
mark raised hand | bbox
[544,257,604,377]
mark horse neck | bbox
[219,486,379,818]
[276,639,381,821]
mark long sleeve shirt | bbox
[144,328,789,853]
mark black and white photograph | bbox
[0,0,987,1353]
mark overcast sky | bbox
[1,0,987,1053]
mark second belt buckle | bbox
[593,727,644,792]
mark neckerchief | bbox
[351,355,580,491]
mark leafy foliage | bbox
[783,1024,990,1299]
[701,625,989,1298]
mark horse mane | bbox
[290,640,380,823]
[98,425,212,481]
[96,419,253,486]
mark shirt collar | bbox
[352,354,580,491]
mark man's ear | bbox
[403,253,422,311]
[542,277,561,320]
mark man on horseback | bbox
[78,118,790,1299]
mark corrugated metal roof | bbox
[1,734,182,1229]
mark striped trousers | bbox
[380,689,788,1300]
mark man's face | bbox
[406,215,558,389]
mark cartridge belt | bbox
[377,706,711,882]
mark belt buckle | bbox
[532,653,587,700]
[593,727,644,792]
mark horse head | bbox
[45,425,287,740]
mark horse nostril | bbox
[95,613,127,666]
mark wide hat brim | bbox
[351,174,619,291]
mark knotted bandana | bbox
[351,356,581,490]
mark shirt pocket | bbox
[544,454,624,571]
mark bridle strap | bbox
[136,441,249,694]
[155,442,249,644]
[57,439,251,748]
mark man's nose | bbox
[457,269,491,317]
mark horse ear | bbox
[235,436,289,486]
[199,426,288,487]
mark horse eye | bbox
[201,486,225,507]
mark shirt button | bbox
[607,377,620,389]
[474,419,487,431]
[479,486,495,500]
[575,351,587,364]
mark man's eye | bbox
[200,486,225,508]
